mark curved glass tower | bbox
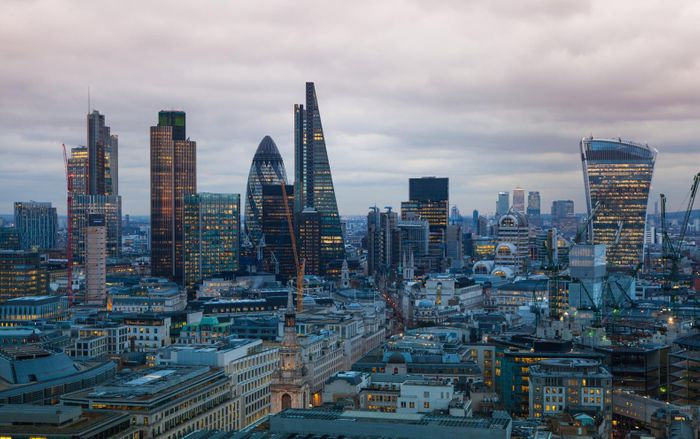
[244,136,288,247]
[580,137,657,271]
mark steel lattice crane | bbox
[280,183,305,313]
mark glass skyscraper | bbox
[294,82,345,274]
[261,184,296,281]
[184,193,240,292]
[13,201,57,250]
[244,136,287,248]
[401,177,449,262]
[151,110,196,284]
[580,137,657,271]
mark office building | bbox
[298,207,321,275]
[184,193,240,292]
[294,82,345,274]
[581,137,657,270]
[398,218,429,258]
[401,177,449,263]
[512,186,525,213]
[62,366,237,437]
[68,145,89,196]
[0,250,48,302]
[529,359,612,421]
[527,191,540,216]
[69,194,121,262]
[0,295,69,324]
[445,224,464,269]
[494,209,529,275]
[0,228,20,250]
[669,334,700,406]
[151,110,197,284]
[13,201,57,250]
[85,214,107,305]
[367,206,400,276]
[244,136,288,249]
[261,184,295,280]
[568,244,606,309]
[496,191,509,216]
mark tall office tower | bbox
[184,193,240,292]
[512,186,525,213]
[244,136,288,248]
[87,111,106,195]
[261,185,295,281]
[69,194,121,263]
[0,250,48,302]
[298,208,321,276]
[150,110,196,284]
[294,82,345,274]
[496,191,510,216]
[401,177,449,263]
[551,200,577,237]
[494,209,530,275]
[85,214,106,305]
[446,224,464,269]
[68,146,89,196]
[366,207,400,276]
[472,210,480,234]
[527,191,541,216]
[398,217,430,258]
[581,137,657,271]
[13,201,58,250]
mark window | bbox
[424,402,430,409]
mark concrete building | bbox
[123,314,172,351]
[494,209,530,275]
[367,206,400,276]
[0,295,68,324]
[85,213,107,305]
[13,201,57,250]
[108,279,187,313]
[528,358,612,426]
[158,338,279,429]
[669,334,700,406]
[62,366,236,438]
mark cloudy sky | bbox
[2,0,699,217]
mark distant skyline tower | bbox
[293,82,345,274]
[85,214,106,306]
[581,137,657,270]
[150,110,197,284]
[496,191,509,216]
[244,136,288,248]
[184,193,240,292]
[512,186,525,214]
[527,191,541,216]
[13,201,57,250]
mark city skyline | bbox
[2,1,700,216]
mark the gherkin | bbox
[244,136,288,247]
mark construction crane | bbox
[280,183,305,313]
[61,144,74,307]
[575,200,602,244]
[660,172,700,290]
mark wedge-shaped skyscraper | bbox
[294,83,345,274]
[244,136,288,248]
[581,137,656,271]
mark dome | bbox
[253,135,284,162]
[496,242,517,256]
[387,352,406,364]
[491,266,514,278]
[473,260,494,275]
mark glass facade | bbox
[151,111,196,284]
[261,185,295,281]
[244,136,288,248]
[0,250,48,302]
[184,193,240,292]
[581,137,656,271]
[401,177,449,260]
[13,201,57,250]
[294,83,345,274]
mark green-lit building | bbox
[183,193,240,292]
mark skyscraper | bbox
[85,214,106,306]
[261,184,295,281]
[367,206,400,276]
[244,136,288,249]
[70,194,121,263]
[298,208,321,276]
[527,191,541,216]
[13,201,57,250]
[551,200,577,237]
[512,186,525,214]
[184,193,240,292]
[401,177,449,261]
[151,110,197,284]
[87,111,106,195]
[581,137,657,271]
[294,82,345,274]
[496,191,510,216]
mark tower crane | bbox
[61,144,74,307]
[280,183,305,313]
[660,173,700,291]
[575,200,602,244]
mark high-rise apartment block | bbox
[13,201,57,250]
[85,214,107,305]
[150,110,196,284]
[581,137,656,271]
[184,193,240,292]
[294,83,345,275]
